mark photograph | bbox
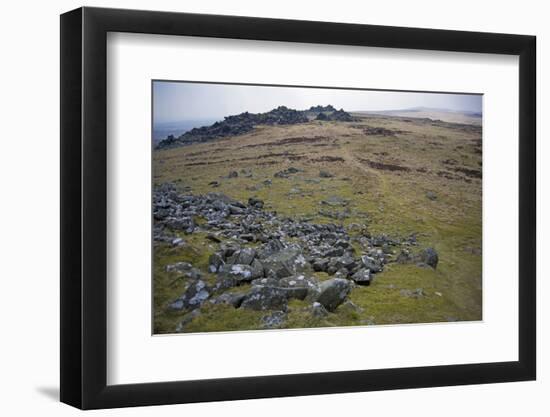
[152,81,483,334]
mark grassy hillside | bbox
[153,114,482,333]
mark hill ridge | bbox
[156,105,353,149]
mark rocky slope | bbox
[153,112,482,333]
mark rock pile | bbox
[154,183,436,329]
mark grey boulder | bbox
[168,279,210,311]
[262,247,310,279]
[351,268,372,285]
[418,247,439,269]
[314,278,352,312]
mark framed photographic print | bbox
[60,6,536,409]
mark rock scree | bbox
[154,182,436,329]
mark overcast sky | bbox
[153,81,482,124]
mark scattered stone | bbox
[165,262,193,274]
[320,195,348,207]
[171,237,185,247]
[418,247,439,269]
[400,288,425,298]
[227,171,238,178]
[248,197,264,209]
[319,170,334,178]
[426,191,437,201]
[274,167,301,178]
[315,278,352,312]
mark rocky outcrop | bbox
[157,106,308,149]
[156,105,354,149]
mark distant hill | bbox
[354,107,482,126]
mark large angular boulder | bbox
[240,286,290,311]
[262,247,310,279]
[240,281,311,311]
[315,278,352,312]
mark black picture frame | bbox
[60,6,536,410]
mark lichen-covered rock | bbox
[278,274,319,293]
[315,278,352,312]
[218,263,262,283]
[169,280,211,311]
[208,292,246,308]
[240,286,290,311]
[351,268,372,285]
[240,282,310,311]
[262,247,309,279]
